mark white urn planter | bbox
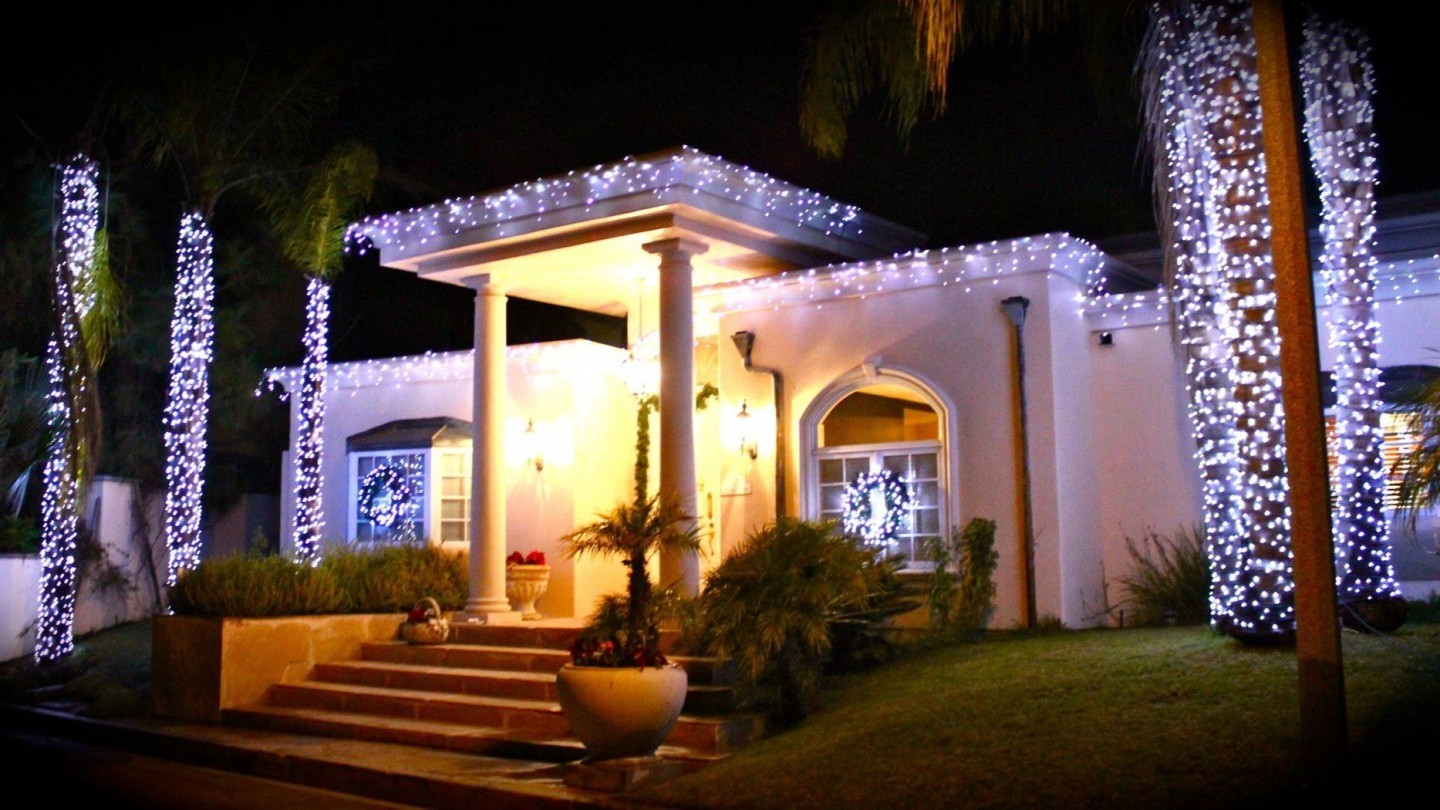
[555,663,688,760]
[505,564,550,620]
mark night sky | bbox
[14,4,1433,244]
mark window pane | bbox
[821,484,844,512]
[819,459,845,484]
[882,455,908,475]
[915,508,940,535]
[844,457,870,482]
[912,452,938,480]
[442,501,465,520]
[442,453,465,476]
[915,482,939,507]
[442,521,465,543]
[442,478,465,497]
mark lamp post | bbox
[1001,295,1036,629]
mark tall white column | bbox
[461,275,518,622]
[643,237,707,597]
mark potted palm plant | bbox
[555,493,700,760]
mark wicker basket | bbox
[399,597,450,645]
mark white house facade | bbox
[266,147,1440,628]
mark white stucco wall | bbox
[714,249,1101,627]
[276,341,636,618]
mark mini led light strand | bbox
[1144,0,1295,638]
[345,147,868,259]
[35,153,100,663]
[1300,12,1400,604]
[701,233,1104,315]
[842,469,914,549]
[163,212,215,588]
[292,277,330,564]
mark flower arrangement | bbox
[507,550,547,566]
[570,635,669,668]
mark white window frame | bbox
[347,449,431,544]
[799,365,957,571]
[814,439,946,567]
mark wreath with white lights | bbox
[842,469,914,548]
[358,464,414,530]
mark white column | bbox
[643,237,707,597]
[460,275,518,622]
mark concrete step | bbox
[362,642,740,686]
[448,623,585,649]
[316,660,739,715]
[224,705,731,770]
[314,661,557,701]
[267,681,764,754]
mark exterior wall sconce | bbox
[737,400,758,460]
[523,418,544,472]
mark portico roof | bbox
[346,147,923,318]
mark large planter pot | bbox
[555,663,688,760]
[505,564,550,620]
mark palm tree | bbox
[561,494,701,666]
[1393,377,1440,530]
[261,142,378,562]
[118,50,335,585]
[0,350,50,517]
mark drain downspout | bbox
[730,331,786,519]
[1001,296,1036,629]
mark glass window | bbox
[1325,411,1424,512]
[353,452,426,543]
[815,385,946,567]
[437,450,471,545]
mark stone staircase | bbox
[223,622,764,768]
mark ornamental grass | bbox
[168,544,466,617]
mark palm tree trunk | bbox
[163,212,216,588]
[292,276,331,562]
[1299,12,1399,605]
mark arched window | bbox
[809,378,948,566]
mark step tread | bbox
[227,704,730,763]
[317,660,556,682]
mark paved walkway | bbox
[1,701,638,809]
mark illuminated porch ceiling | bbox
[347,147,924,320]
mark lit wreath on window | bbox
[842,469,914,548]
[358,463,414,530]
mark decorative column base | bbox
[455,603,523,625]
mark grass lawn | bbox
[2,608,1437,808]
[633,614,1440,809]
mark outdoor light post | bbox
[1001,295,1036,629]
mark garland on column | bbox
[292,277,330,562]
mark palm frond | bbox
[1392,377,1440,531]
[262,142,378,280]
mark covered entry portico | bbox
[347,147,919,621]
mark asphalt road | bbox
[0,728,421,809]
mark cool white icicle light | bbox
[36,154,100,663]
[163,212,216,587]
[1300,12,1400,606]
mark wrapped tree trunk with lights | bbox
[263,143,377,563]
[37,152,116,663]
[1143,0,1296,641]
[1299,12,1405,631]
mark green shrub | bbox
[924,517,998,639]
[0,514,40,554]
[687,519,916,723]
[170,544,467,617]
[1118,526,1210,626]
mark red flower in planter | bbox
[507,550,547,565]
[406,607,429,624]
